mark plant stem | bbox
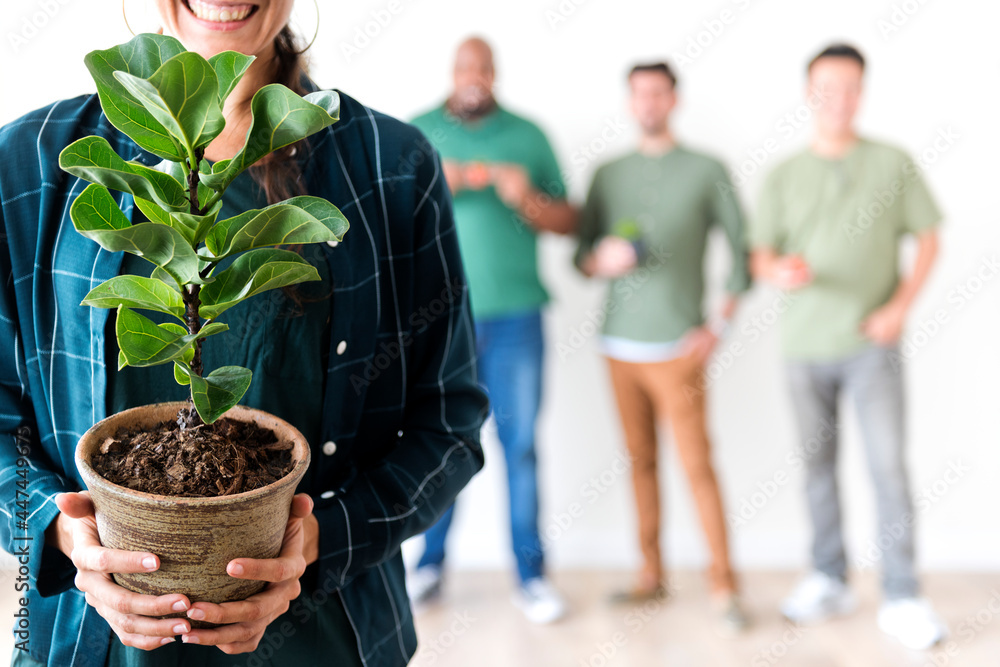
[182,149,207,430]
[187,148,206,217]
[185,285,203,377]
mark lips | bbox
[184,0,257,23]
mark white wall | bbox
[2,0,997,574]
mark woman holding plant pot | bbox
[0,1,488,666]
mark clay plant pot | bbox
[75,401,310,613]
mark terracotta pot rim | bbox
[76,401,310,507]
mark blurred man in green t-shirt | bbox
[575,62,752,634]
[406,37,576,624]
[750,44,946,649]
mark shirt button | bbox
[336,340,347,355]
[326,240,339,247]
[320,490,335,499]
[323,440,337,456]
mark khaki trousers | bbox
[606,353,737,594]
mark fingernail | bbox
[160,637,174,646]
[172,623,187,635]
[142,556,157,570]
[229,563,244,576]
[187,608,205,621]
[182,635,200,644]
[172,600,189,612]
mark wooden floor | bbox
[1,570,998,666]
[410,571,1000,667]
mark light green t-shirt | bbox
[410,104,566,320]
[751,138,942,361]
[574,147,752,343]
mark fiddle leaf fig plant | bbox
[59,33,349,425]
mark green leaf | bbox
[169,200,222,246]
[151,266,181,292]
[204,196,349,259]
[70,184,201,285]
[159,322,190,338]
[117,349,128,371]
[208,51,255,106]
[114,51,225,157]
[174,360,192,385]
[199,249,321,319]
[115,306,228,368]
[58,137,188,212]
[81,275,185,321]
[190,366,252,424]
[173,341,196,384]
[134,196,173,225]
[201,86,340,191]
[84,33,187,161]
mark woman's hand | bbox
[180,493,315,654]
[53,492,193,650]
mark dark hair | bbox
[247,26,310,204]
[628,62,677,89]
[808,43,866,73]
[246,26,325,313]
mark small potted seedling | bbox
[611,217,647,264]
[59,33,349,612]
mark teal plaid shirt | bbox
[0,85,487,667]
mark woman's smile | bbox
[183,0,260,31]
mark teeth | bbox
[188,0,253,22]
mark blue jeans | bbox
[418,310,545,584]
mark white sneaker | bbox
[406,565,443,607]
[878,598,948,650]
[512,577,567,624]
[781,571,857,624]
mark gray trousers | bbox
[785,344,918,599]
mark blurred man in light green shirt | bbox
[750,44,946,650]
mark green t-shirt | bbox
[104,171,362,667]
[574,147,751,343]
[751,138,942,361]
[410,104,566,319]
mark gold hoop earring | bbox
[293,0,321,55]
[122,0,135,36]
